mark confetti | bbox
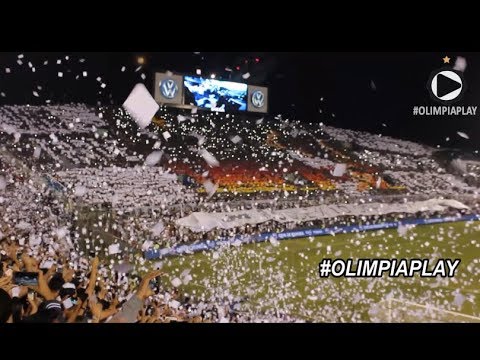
[108,243,122,255]
[142,240,154,251]
[114,262,133,274]
[0,176,6,191]
[331,164,347,177]
[230,135,242,144]
[203,180,218,198]
[74,185,87,197]
[144,150,163,166]
[2,124,16,134]
[122,83,159,129]
[33,147,41,159]
[151,222,165,236]
[269,237,280,247]
[200,149,220,167]
[162,131,171,140]
[49,133,58,144]
[453,56,467,72]
[171,277,182,287]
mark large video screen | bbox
[184,76,248,112]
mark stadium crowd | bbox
[1,103,480,323]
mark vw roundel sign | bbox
[247,85,268,113]
[251,90,265,108]
[160,79,178,99]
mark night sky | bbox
[0,52,478,152]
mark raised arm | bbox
[23,255,56,301]
[85,257,99,296]
[108,270,164,323]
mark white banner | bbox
[175,198,469,232]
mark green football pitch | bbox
[156,220,480,322]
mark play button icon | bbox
[435,72,462,98]
[428,69,465,103]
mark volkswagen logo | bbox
[160,79,178,99]
[251,90,265,108]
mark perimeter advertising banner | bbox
[144,214,480,260]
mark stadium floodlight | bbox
[210,73,216,79]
